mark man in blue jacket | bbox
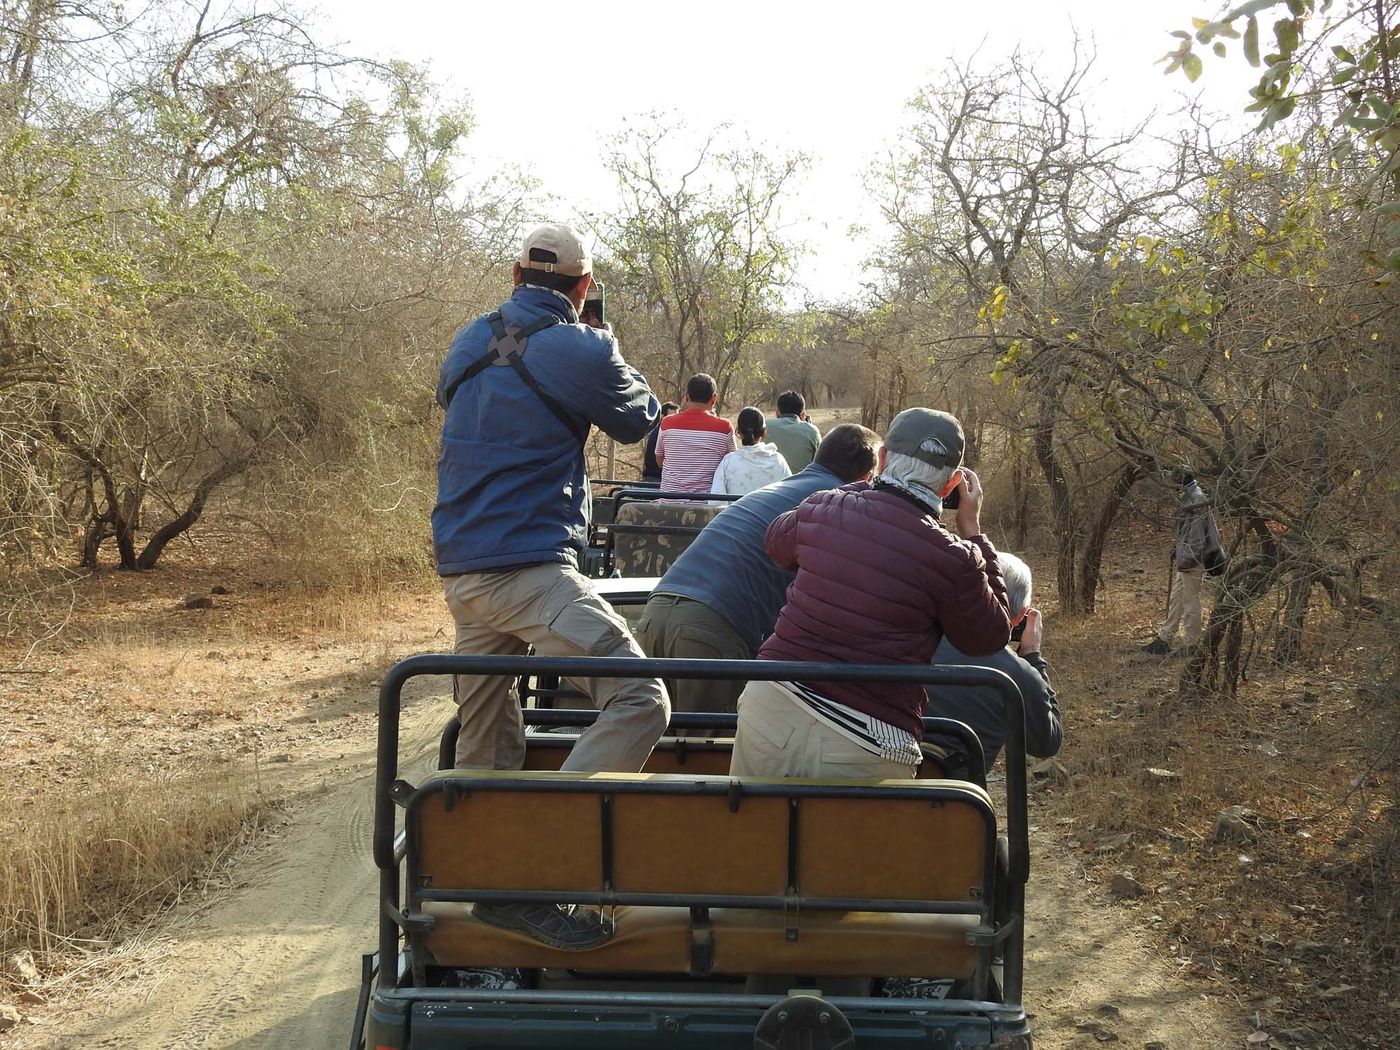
[636,424,879,716]
[433,223,667,949]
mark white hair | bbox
[879,448,957,505]
[998,552,1033,618]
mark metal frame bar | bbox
[348,952,377,1050]
[415,887,987,915]
[375,655,1029,1003]
[373,984,1029,1018]
[438,709,988,785]
[612,487,740,511]
[592,478,660,491]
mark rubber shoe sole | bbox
[471,902,613,951]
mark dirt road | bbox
[32,689,447,1050]
[30,693,1239,1050]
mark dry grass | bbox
[0,533,445,996]
[1042,545,1399,1049]
[0,752,264,977]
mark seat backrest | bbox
[520,733,949,779]
[408,772,992,912]
[609,502,724,577]
[523,735,737,776]
[590,494,618,531]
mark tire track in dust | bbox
[59,706,445,1050]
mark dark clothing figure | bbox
[642,424,663,480]
[927,638,1062,769]
[757,482,1011,739]
[1174,480,1226,574]
[434,284,657,574]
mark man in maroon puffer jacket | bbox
[730,407,1012,780]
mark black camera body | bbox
[581,279,605,328]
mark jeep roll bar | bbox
[435,709,990,787]
[374,655,1029,1000]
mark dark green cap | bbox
[883,408,964,469]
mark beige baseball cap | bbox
[519,223,592,277]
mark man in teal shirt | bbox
[766,390,822,472]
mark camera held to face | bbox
[581,279,606,329]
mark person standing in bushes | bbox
[433,222,669,951]
[1145,467,1227,655]
[766,390,822,472]
[710,407,791,496]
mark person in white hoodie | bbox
[711,407,791,496]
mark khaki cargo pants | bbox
[443,563,669,771]
[730,680,915,780]
[1158,566,1207,645]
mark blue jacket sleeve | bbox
[581,337,659,443]
[1013,651,1062,759]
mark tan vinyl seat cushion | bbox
[522,737,736,776]
[420,902,978,978]
[411,772,993,980]
[709,909,980,979]
[422,902,691,972]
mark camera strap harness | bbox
[441,311,587,445]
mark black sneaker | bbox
[1143,638,1171,655]
[881,977,953,999]
[446,966,525,989]
[471,902,613,950]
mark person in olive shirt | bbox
[766,390,822,472]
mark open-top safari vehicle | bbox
[351,650,1033,1049]
[583,485,742,578]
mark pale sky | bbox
[326,0,1258,302]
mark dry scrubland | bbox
[0,501,1394,1048]
[0,526,444,994]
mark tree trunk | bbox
[1075,461,1144,614]
[1032,392,1081,614]
[1181,526,1284,698]
[80,522,108,569]
[114,519,137,569]
[1274,572,1311,665]
[135,457,249,570]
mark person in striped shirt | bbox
[656,374,735,494]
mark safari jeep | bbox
[351,652,1033,1049]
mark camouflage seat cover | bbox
[610,501,724,577]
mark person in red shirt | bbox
[655,374,735,493]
